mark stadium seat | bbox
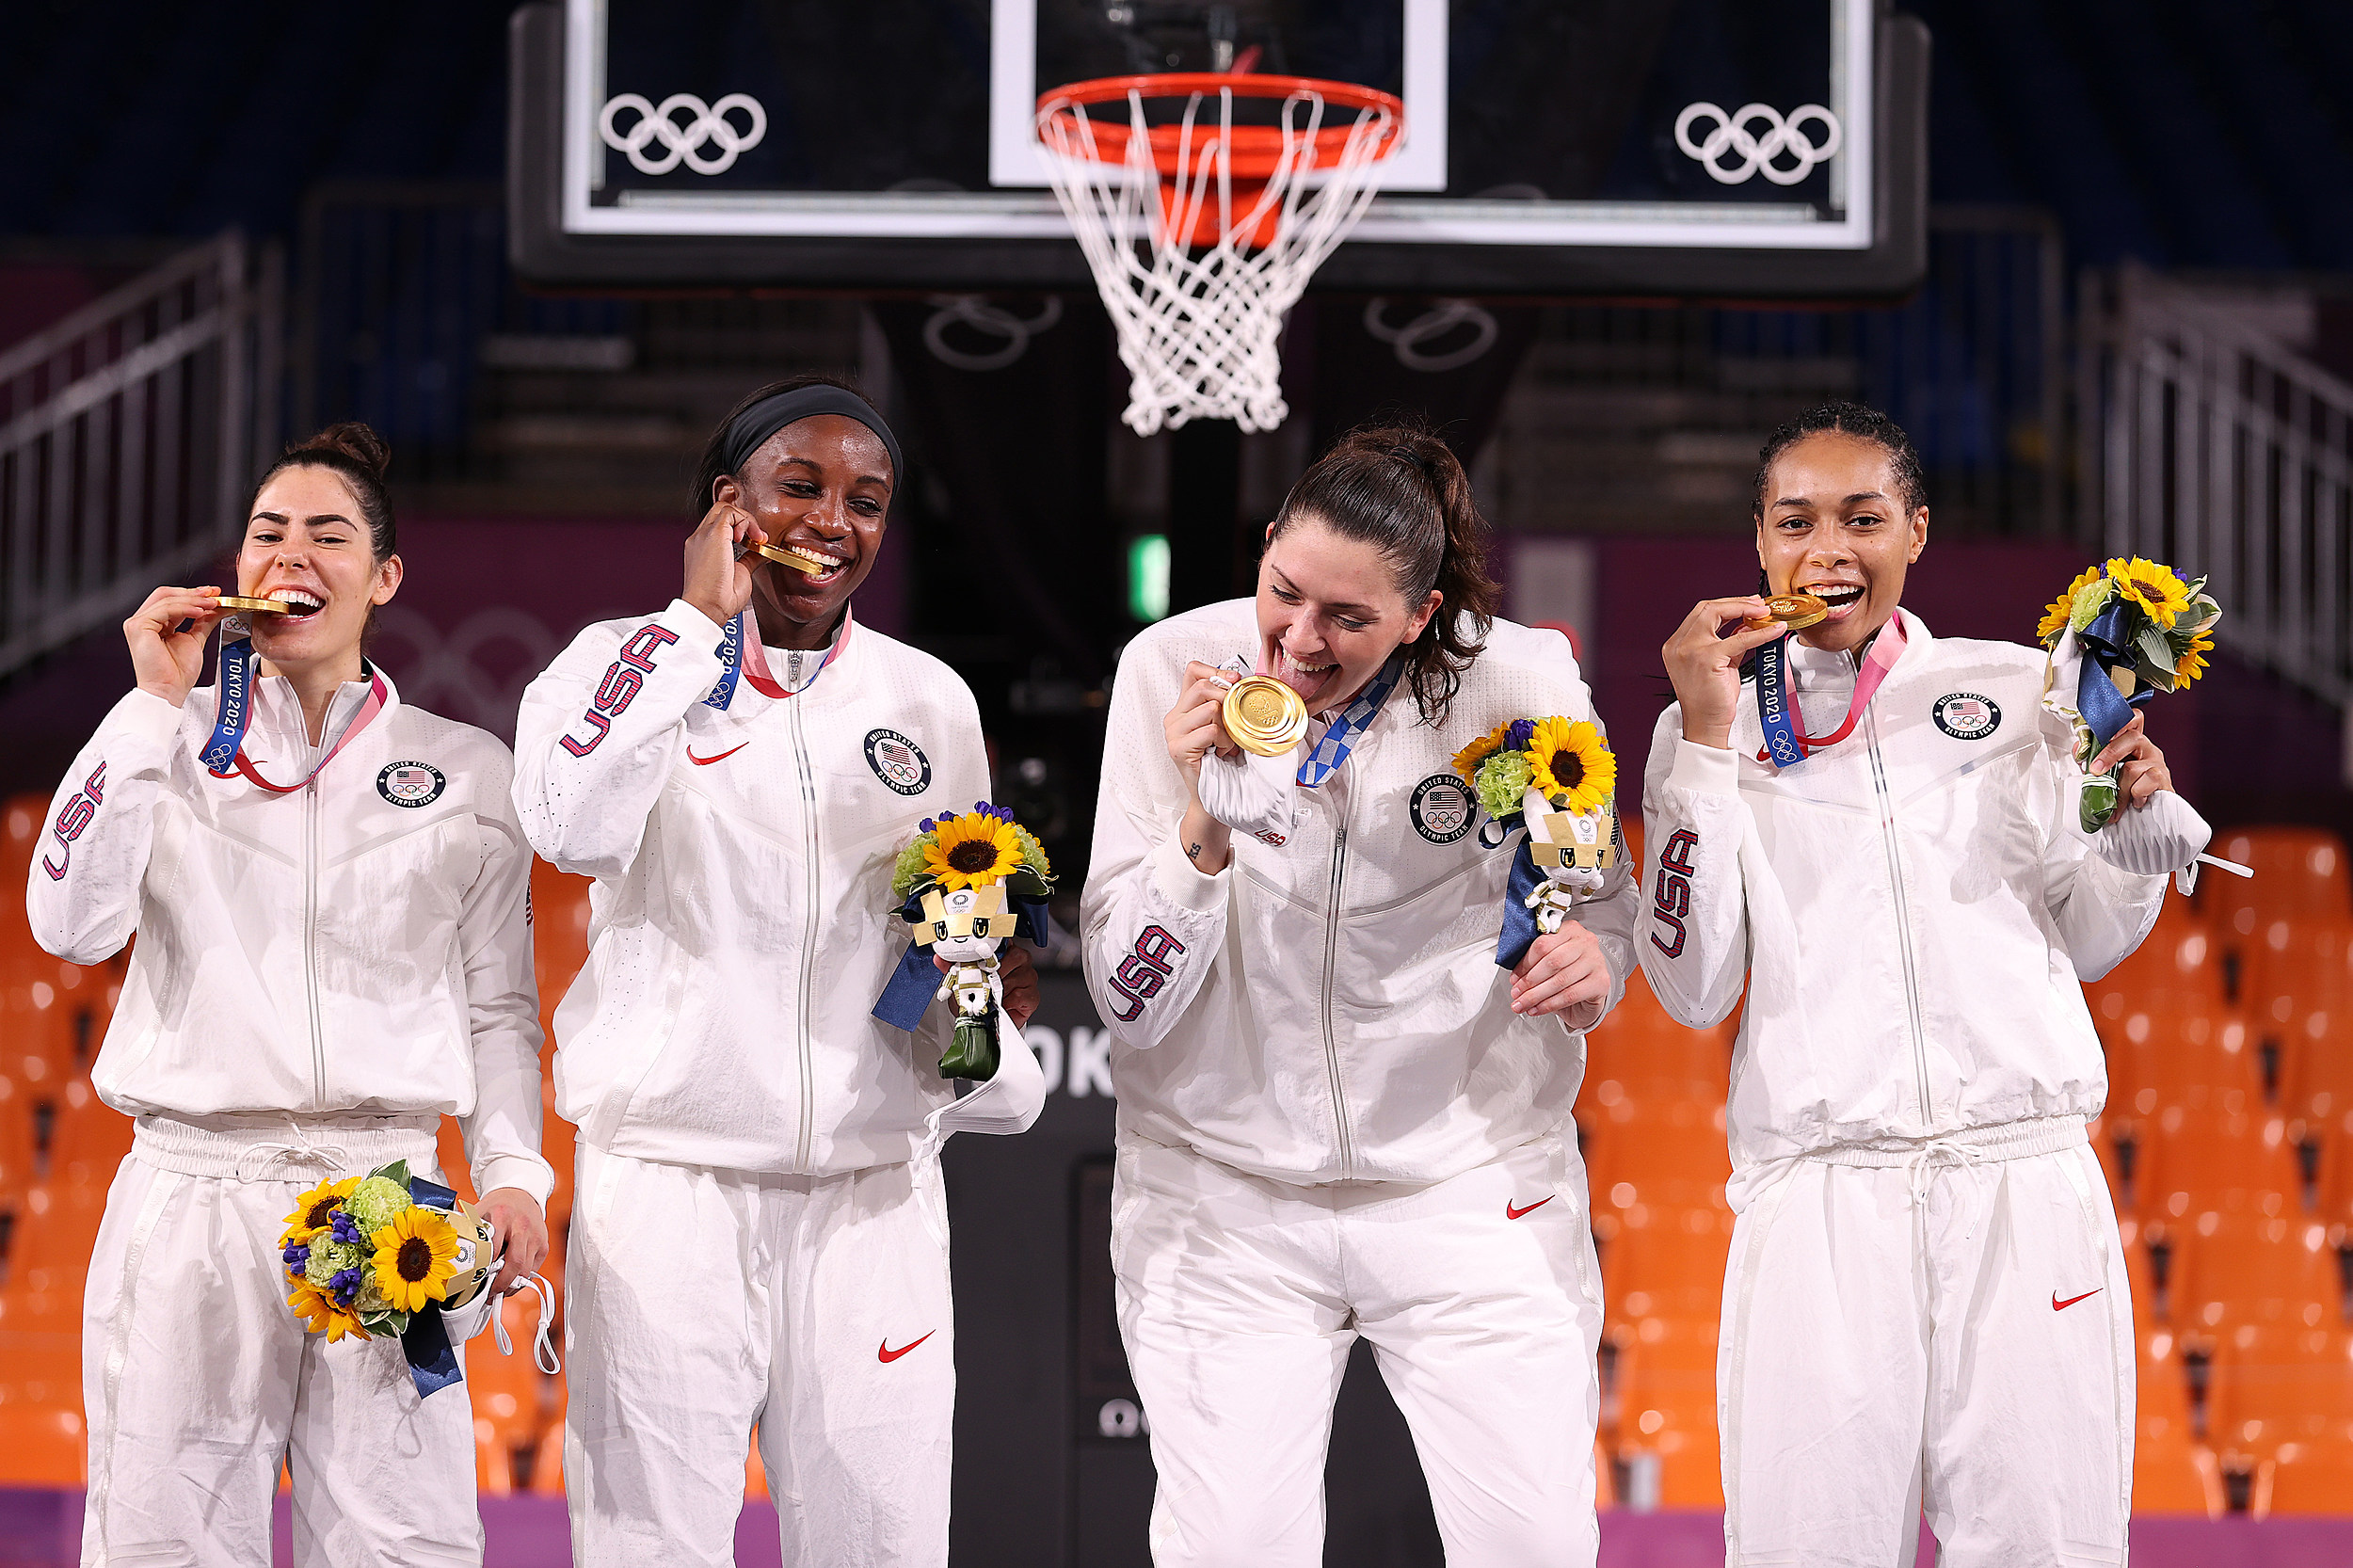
[468,1298,550,1494]
[1610,1314,1721,1508]
[2207,829,2350,934]
[2139,1102,2298,1228]
[2135,1324,2222,1516]
[2173,1209,2335,1346]
[0,1403,87,1485]
[47,1080,133,1192]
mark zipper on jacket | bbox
[788,694,820,1172]
[302,722,327,1112]
[1321,826,1354,1179]
[1864,707,1932,1124]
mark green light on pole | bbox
[1128,535,1170,623]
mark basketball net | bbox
[1035,77,1402,435]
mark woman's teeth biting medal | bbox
[1746,592,1830,632]
[741,540,832,577]
[216,596,292,615]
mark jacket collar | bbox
[1784,606,1932,680]
[248,663,400,750]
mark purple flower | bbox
[920,819,935,833]
[1506,718,1536,751]
[281,1242,310,1273]
[328,1268,363,1306]
[329,1210,362,1245]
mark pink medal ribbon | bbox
[1753,615,1907,766]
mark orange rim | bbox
[1037,72,1405,181]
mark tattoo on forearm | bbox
[1187,841,1204,862]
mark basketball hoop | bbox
[1035,73,1404,436]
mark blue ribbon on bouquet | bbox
[398,1174,466,1399]
[871,892,1053,1032]
[1495,833,1547,970]
[2074,600,2156,748]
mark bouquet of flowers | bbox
[1452,716,1618,962]
[2037,556,2220,832]
[880,802,1056,1080]
[280,1161,497,1393]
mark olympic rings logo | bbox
[599,92,767,176]
[1673,102,1842,187]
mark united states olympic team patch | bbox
[376,761,446,808]
[1410,774,1475,843]
[1931,692,2001,740]
[864,729,933,794]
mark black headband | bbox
[719,385,904,493]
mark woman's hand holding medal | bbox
[124,584,231,708]
[683,496,767,630]
[1164,661,1242,875]
[1663,595,1793,750]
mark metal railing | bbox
[2080,264,2353,703]
[0,233,282,684]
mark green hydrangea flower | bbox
[1011,825,1052,883]
[305,1240,360,1287]
[343,1176,411,1238]
[1474,751,1532,822]
[890,834,938,902]
[2068,577,2115,634]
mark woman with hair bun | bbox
[27,424,552,1564]
[1081,424,1639,1567]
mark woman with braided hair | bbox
[1081,424,1640,1567]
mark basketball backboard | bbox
[510,0,1925,297]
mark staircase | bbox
[0,234,281,686]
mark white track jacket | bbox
[1638,611,2166,1188]
[26,671,552,1202]
[512,601,983,1175]
[1082,599,1641,1187]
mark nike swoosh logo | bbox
[1506,1196,1554,1221]
[2052,1288,2103,1311]
[687,743,748,766]
[878,1332,936,1363]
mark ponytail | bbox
[1268,423,1498,728]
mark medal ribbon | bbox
[1753,615,1906,767]
[1295,652,1405,788]
[200,634,387,793]
[704,610,851,711]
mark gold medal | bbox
[741,539,829,576]
[216,595,289,615]
[1747,592,1828,632]
[1222,675,1308,757]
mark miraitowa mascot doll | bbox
[873,802,1056,1085]
[1452,716,1620,967]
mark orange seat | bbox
[0,1402,87,1485]
[2135,1322,2221,1516]
[0,1076,37,1210]
[48,1080,133,1192]
[2207,828,2351,932]
[2208,1322,2352,1467]
[1610,1314,1721,1508]
[2140,1102,2298,1228]
[468,1306,550,1491]
[2172,1209,2334,1346]
[5,1181,106,1313]
[2264,1436,2353,1516]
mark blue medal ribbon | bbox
[1296,653,1404,787]
[199,636,259,774]
[703,610,847,711]
[1753,636,1806,768]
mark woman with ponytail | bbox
[1080,424,1638,1567]
[28,424,552,1564]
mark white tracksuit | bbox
[511,600,989,1568]
[1081,600,1641,1568]
[1639,611,2164,1567]
[27,671,552,1568]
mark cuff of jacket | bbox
[1668,737,1742,795]
[472,1152,557,1208]
[660,598,729,663]
[104,687,190,766]
[1149,832,1228,913]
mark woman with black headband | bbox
[511,375,1038,1567]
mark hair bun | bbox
[287,422,392,485]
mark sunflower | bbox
[2173,628,2214,687]
[922,811,1023,891]
[2106,556,2190,630]
[367,1207,461,1314]
[280,1176,359,1247]
[1450,722,1513,786]
[288,1277,369,1343]
[2037,565,2105,645]
[1525,717,1616,816]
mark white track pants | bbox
[1113,1131,1604,1568]
[1719,1123,2134,1568]
[81,1115,478,1568]
[563,1144,954,1568]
